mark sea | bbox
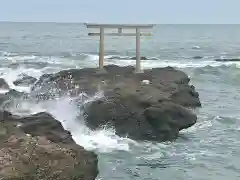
[0,22,240,180]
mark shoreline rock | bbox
[34,65,201,142]
[0,78,9,90]
[13,74,37,86]
[0,111,99,180]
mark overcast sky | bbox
[1,0,239,24]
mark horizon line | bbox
[1,21,240,25]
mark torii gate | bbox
[85,23,155,73]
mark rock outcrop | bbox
[33,65,201,142]
[0,111,99,180]
[13,74,37,86]
[215,58,240,62]
[0,89,27,109]
[130,56,148,60]
[8,112,74,144]
[192,56,203,59]
[0,78,9,90]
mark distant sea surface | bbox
[1,22,240,180]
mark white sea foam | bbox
[5,55,36,62]
[181,120,213,133]
[104,58,240,69]
[0,89,9,94]
[8,94,135,153]
[192,45,201,49]
[76,53,240,69]
[0,67,42,93]
[0,52,234,153]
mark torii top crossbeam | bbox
[85,23,155,29]
[85,23,155,73]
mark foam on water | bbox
[8,94,135,153]
[192,45,201,49]
[0,89,10,94]
[181,119,213,133]
[7,90,215,156]
[16,52,238,70]
[5,55,36,62]
[49,94,135,152]
[0,52,236,154]
[76,53,240,69]
[2,51,240,72]
[0,67,42,93]
[105,58,240,69]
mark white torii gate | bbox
[85,23,155,73]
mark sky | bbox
[1,0,240,24]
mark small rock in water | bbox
[7,89,25,97]
[192,56,203,59]
[130,56,148,60]
[215,58,240,62]
[0,78,9,90]
[13,75,37,86]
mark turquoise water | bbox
[1,22,240,180]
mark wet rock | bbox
[31,73,55,91]
[0,110,13,121]
[4,112,74,144]
[34,65,201,142]
[192,56,203,59]
[0,111,99,180]
[8,63,20,69]
[170,85,201,107]
[215,58,240,62]
[13,74,37,86]
[20,112,74,144]
[0,134,98,180]
[0,89,28,109]
[130,56,148,60]
[0,78,9,90]
[6,89,26,98]
[0,94,8,107]
[83,86,198,141]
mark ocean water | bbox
[1,22,240,180]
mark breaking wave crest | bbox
[0,51,239,154]
[1,51,240,70]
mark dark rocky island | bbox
[33,65,201,142]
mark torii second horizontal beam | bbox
[88,32,152,36]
